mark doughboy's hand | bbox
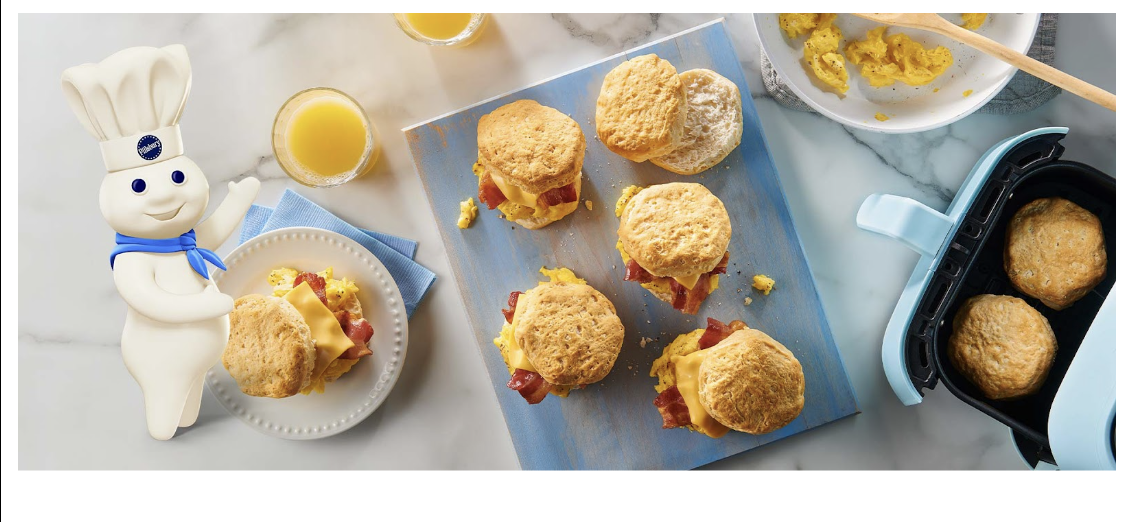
[228,177,261,200]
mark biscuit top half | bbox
[595,54,687,162]
[512,282,624,386]
[617,182,731,278]
[477,99,585,195]
[697,329,805,435]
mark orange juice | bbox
[272,88,378,188]
[287,98,366,177]
[403,13,473,40]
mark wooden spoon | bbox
[852,13,1115,111]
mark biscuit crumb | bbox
[585,200,593,211]
[744,297,753,306]
[752,274,775,295]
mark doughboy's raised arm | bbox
[195,177,261,251]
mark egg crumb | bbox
[963,89,973,97]
[961,13,987,31]
[875,112,890,122]
[457,197,478,229]
[615,185,643,217]
[752,274,776,295]
[585,200,593,211]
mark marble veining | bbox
[17,13,1115,469]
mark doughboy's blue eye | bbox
[171,170,186,185]
[131,179,147,194]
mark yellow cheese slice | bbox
[489,171,541,208]
[672,351,731,438]
[284,282,355,381]
[672,273,701,290]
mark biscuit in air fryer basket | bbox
[1004,197,1106,310]
[947,294,1057,400]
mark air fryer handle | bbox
[856,194,955,258]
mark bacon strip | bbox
[654,385,692,429]
[537,183,579,208]
[700,317,747,349]
[294,272,329,306]
[477,172,508,209]
[507,369,552,404]
[334,310,374,359]
[501,291,522,323]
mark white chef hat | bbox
[61,44,192,173]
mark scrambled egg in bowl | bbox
[780,13,849,94]
[845,27,954,87]
[962,13,987,30]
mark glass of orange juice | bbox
[393,13,487,47]
[272,88,379,188]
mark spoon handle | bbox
[934,22,1116,111]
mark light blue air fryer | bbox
[855,127,1115,470]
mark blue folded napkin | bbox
[240,189,436,317]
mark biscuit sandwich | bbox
[651,318,805,437]
[596,54,687,162]
[494,267,625,404]
[650,69,743,175]
[615,182,731,314]
[474,99,585,230]
[223,268,374,398]
[1004,197,1107,310]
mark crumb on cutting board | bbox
[585,200,593,211]
[752,274,776,295]
[457,197,478,229]
[744,296,753,306]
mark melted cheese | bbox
[673,273,701,290]
[489,171,541,208]
[671,351,731,438]
[284,282,354,382]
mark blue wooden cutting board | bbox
[404,19,859,470]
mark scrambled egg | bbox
[268,266,359,311]
[781,14,849,94]
[845,27,954,87]
[963,89,973,97]
[875,112,890,122]
[457,197,478,229]
[492,266,586,399]
[961,13,987,30]
[615,185,643,218]
[472,161,578,223]
[753,274,776,295]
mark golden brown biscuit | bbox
[948,294,1057,400]
[222,295,316,398]
[698,329,805,434]
[1005,197,1106,310]
[595,54,687,162]
[477,99,585,195]
[513,282,625,386]
[617,182,731,278]
[650,69,743,175]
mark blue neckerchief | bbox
[110,229,225,280]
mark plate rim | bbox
[205,226,409,440]
[753,13,1042,134]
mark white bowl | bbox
[754,13,1041,133]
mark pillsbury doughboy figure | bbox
[62,45,260,440]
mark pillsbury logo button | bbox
[137,135,162,161]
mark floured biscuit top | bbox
[1005,197,1106,310]
[513,282,624,386]
[477,99,585,195]
[698,329,805,435]
[617,182,731,277]
[595,54,687,162]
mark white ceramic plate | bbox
[754,13,1041,133]
[205,227,408,440]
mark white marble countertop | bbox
[17,13,1115,469]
